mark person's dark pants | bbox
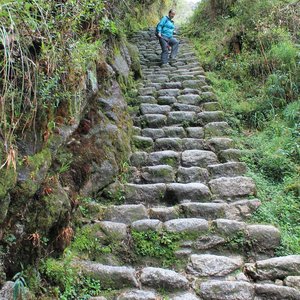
[159,36,179,64]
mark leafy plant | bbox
[13,271,27,300]
[132,230,182,267]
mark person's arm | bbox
[156,16,167,37]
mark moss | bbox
[0,167,16,199]
[132,229,186,267]
[126,42,142,78]
[133,138,153,151]
[18,148,52,197]
[161,157,178,167]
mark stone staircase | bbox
[73,30,300,300]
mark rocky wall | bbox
[0,40,138,279]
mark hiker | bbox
[156,9,179,65]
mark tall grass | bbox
[186,0,300,254]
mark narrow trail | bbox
[75,29,300,300]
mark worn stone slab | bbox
[164,218,208,233]
[199,281,255,300]
[140,104,171,115]
[245,256,300,281]
[186,127,204,139]
[207,162,247,178]
[173,103,200,112]
[219,149,243,162]
[166,183,211,202]
[209,176,256,199]
[137,96,157,104]
[171,74,195,81]
[155,138,183,151]
[124,183,166,205]
[285,276,300,290]
[198,111,224,125]
[104,204,148,224]
[142,114,167,128]
[208,138,234,152]
[163,126,186,138]
[177,94,201,105]
[139,87,155,96]
[204,122,231,137]
[147,75,169,82]
[140,267,189,291]
[213,219,246,236]
[194,235,226,250]
[130,152,148,167]
[177,167,209,183]
[182,150,218,168]
[182,138,207,150]
[180,203,226,219]
[76,261,138,289]
[133,136,154,151]
[163,82,182,89]
[142,128,165,139]
[158,89,180,97]
[149,206,180,222]
[181,88,201,95]
[117,290,157,300]
[141,165,175,183]
[169,292,200,300]
[187,254,243,277]
[157,96,177,105]
[200,91,218,102]
[167,111,196,125]
[255,284,300,300]
[131,219,163,232]
[148,150,180,166]
[98,221,127,240]
[226,199,261,220]
[182,80,206,89]
[246,225,281,253]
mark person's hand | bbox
[158,33,162,38]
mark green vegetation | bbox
[186,0,300,254]
[0,0,173,156]
[132,230,181,267]
[41,253,102,299]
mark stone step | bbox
[77,216,280,261]
[207,162,247,178]
[140,165,176,183]
[172,103,201,112]
[209,176,256,200]
[97,198,260,226]
[201,101,221,111]
[197,111,225,125]
[244,255,300,281]
[142,127,187,139]
[141,114,167,128]
[177,94,201,105]
[123,182,211,205]
[204,121,232,137]
[167,111,197,125]
[74,261,192,293]
[130,162,248,184]
[154,138,208,151]
[187,254,244,277]
[140,104,171,115]
[197,280,300,300]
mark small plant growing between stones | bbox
[12,269,27,300]
[132,230,182,267]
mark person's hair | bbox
[169,9,176,14]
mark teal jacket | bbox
[156,16,175,38]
